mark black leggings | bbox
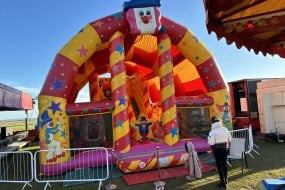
[213,148,228,184]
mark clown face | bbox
[126,6,161,35]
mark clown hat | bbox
[140,116,147,122]
[123,0,161,11]
[41,110,52,127]
[211,116,220,124]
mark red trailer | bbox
[0,83,33,111]
[0,83,34,137]
[228,79,273,132]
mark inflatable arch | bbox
[38,0,231,174]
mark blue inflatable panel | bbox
[263,177,285,190]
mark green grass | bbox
[0,119,36,132]
[109,139,285,190]
[1,136,285,190]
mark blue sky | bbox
[0,0,284,120]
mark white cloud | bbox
[1,81,40,98]
[13,85,40,98]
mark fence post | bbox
[154,146,165,190]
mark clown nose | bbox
[141,15,151,23]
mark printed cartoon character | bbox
[222,102,232,131]
[124,0,161,35]
[130,116,158,141]
[41,111,65,162]
[103,88,112,100]
[99,78,112,100]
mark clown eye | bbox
[139,10,144,16]
[146,10,151,15]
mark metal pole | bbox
[25,110,28,131]
[154,146,165,189]
[105,149,117,190]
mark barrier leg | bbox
[253,148,260,155]
[98,180,102,190]
[227,160,232,167]
[105,150,117,190]
[247,152,255,159]
[21,182,32,190]
[43,182,52,190]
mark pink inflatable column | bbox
[109,31,130,153]
[158,33,179,145]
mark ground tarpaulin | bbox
[122,161,216,185]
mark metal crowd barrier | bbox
[0,151,33,190]
[229,126,260,159]
[34,147,109,190]
[229,127,251,157]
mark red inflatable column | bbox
[89,72,99,101]
[158,33,179,145]
[128,99,136,123]
[109,31,130,153]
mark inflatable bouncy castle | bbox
[38,0,232,174]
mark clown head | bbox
[124,0,161,35]
[223,102,230,112]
